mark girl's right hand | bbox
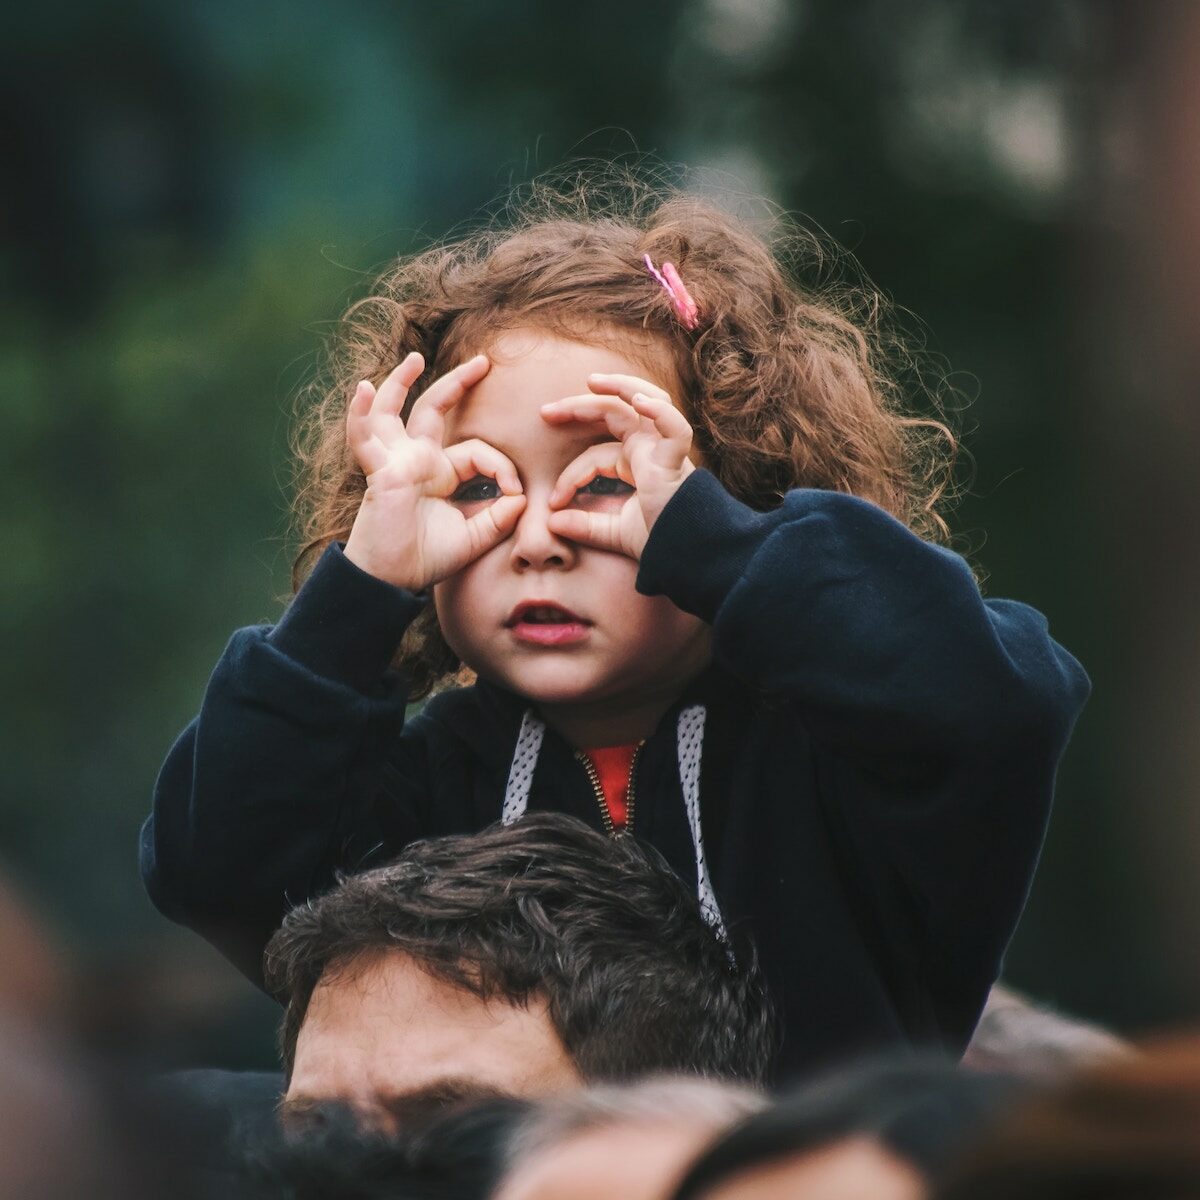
[343,352,526,592]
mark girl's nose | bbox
[509,495,576,571]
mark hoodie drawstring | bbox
[501,709,545,826]
[501,706,727,940]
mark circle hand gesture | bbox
[344,352,525,592]
[541,373,696,560]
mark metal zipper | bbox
[574,742,644,836]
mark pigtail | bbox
[649,198,958,542]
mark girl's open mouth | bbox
[506,602,591,646]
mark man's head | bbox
[265,815,773,1125]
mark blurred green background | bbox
[4,0,1199,1067]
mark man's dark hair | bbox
[671,1055,1026,1200]
[264,814,774,1086]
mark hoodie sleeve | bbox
[139,543,429,986]
[638,471,1090,1042]
[637,470,1088,761]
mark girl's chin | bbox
[503,680,608,707]
[478,663,616,707]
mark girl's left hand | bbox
[541,372,696,560]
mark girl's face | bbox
[434,329,711,726]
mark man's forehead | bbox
[303,951,542,1034]
[287,952,580,1108]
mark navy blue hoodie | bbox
[141,470,1089,1081]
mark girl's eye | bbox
[575,474,634,499]
[451,475,501,503]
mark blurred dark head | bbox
[243,1096,528,1200]
[963,984,1129,1081]
[935,1034,1200,1200]
[671,1054,1025,1200]
[496,1077,765,1200]
[265,814,773,1125]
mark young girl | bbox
[142,175,1089,1081]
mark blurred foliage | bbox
[1,0,1181,1067]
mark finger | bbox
[540,394,642,441]
[545,508,625,554]
[373,352,426,421]
[346,381,391,475]
[444,439,523,495]
[464,495,526,555]
[629,392,694,467]
[548,441,627,509]
[405,354,491,443]
[586,372,673,405]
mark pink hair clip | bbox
[643,253,699,330]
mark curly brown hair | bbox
[292,167,959,697]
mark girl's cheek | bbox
[432,556,491,631]
[431,575,464,629]
[431,580,474,665]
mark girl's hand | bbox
[541,372,695,560]
[344,352,526,592]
